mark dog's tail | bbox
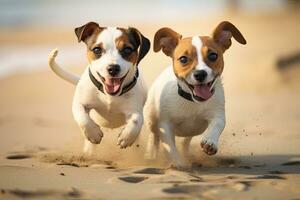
[48,49,80,85]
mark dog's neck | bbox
[177,83,194,102]
[176,79,208,103]
[176,79,194,102]
[88,67,139,96]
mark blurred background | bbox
[0,0,300,156]
[1,0,300,80]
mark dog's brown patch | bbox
[172,38,198,78]
[212,21,247,51]
[115,29,139,64]
[200,36,224,75]
[87,41,104,62]
[153,27,182,57]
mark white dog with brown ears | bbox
[48,22,150,154]
[144,21,246,167]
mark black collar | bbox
[89,68,139,96]
[177,84,194,102]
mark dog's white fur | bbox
[48,27,147,154]
[144,36,226,167]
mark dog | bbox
[144,21,246,167]
[48,22,150,154]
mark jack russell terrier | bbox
[48,22,150,154]
[144,21,246,167]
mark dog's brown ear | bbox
[75,22,100,43]
[127,27,150,66]
[212,21,246,51]
[154,28,182,57]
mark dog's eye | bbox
[179,56,189,65]
[207,52,218,62]
[92,47,102,55]
[121,47,133,55]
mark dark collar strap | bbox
[89,68,104,93]
[177,84,194,102]
[89,68,139,96]
[120,68,139,95]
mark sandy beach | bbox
[0,9,300,200]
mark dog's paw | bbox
[81,122,103,144]
[117,126,140,149]
[200,136,218,155]
[168,160,190,171]
[83,140,96,156]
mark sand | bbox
[0,10,300,200]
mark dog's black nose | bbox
[107,64,120,77]
[193,70,207,82]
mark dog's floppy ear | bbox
[154,28,182,57]
[75,22,100,43]
[212,21,246,51]
[127,27,151,66]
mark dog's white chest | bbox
[167,104,209,137]
[98,96,120,113]
[90,94,127,128]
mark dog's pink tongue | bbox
[193,85,213,100]
[105,78,121,94]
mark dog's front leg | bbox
[72,102,103,145]
[118,112,143,148]
[200,113,225,155]
[160,122,187,168]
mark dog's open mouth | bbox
[188,78,216,101]
[97,73,127,95]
